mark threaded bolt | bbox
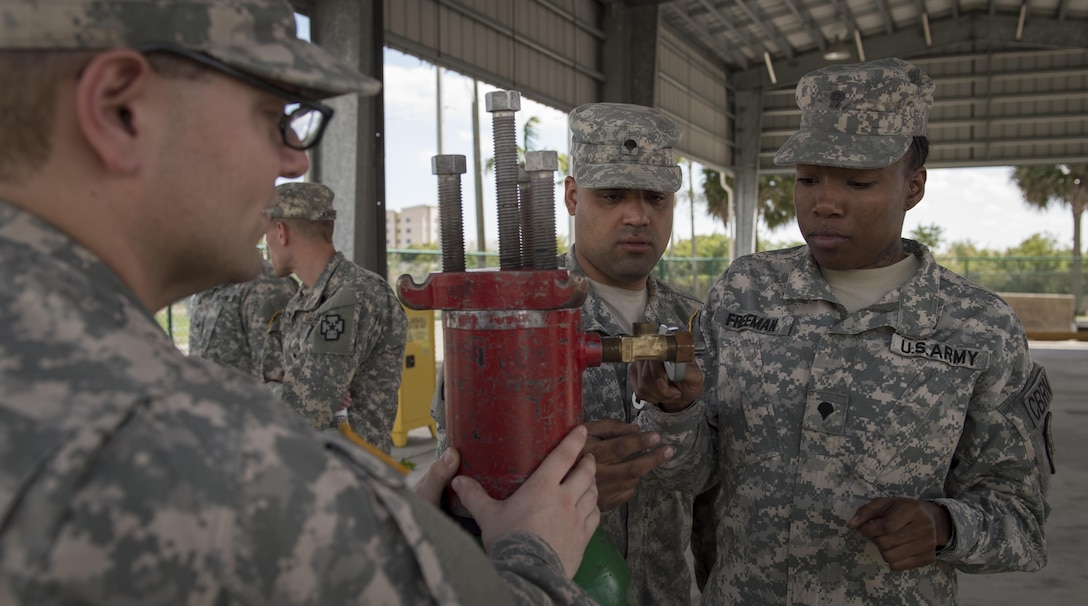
[487,90,522,270]
[432,154,467,273]
[524,151,559,269]
[517,164,535,268]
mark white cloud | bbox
[381,48,1078,254]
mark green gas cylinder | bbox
[573,528,630,605]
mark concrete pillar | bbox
[732,88,763,258]
[309,0,387,277]
[601,2,659,105]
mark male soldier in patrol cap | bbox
[261,181,407,454]
[0,1,600,603]
[433,102,720,604]
[188,259,297,377]
[632,58,1054,604]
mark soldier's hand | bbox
[628,360,704,413]
[848,497,953,570]
[338,392,351,411]
[584,419,673,511]
[412,447,460,507]
[453,425,599,578]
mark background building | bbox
[386,205,439,249]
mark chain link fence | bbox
[159,252,1087,341]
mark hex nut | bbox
[431,154,467,175]
[485,90,521,112]
[524,150,559,172]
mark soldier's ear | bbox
[74,49,157,175]
[563,176,579,216]
[904,167,926,211]
[275,220,290,246]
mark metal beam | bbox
[1056,0,1072,20]
[696,0,765,59]
[671,3,750,67]
[827,0,862,41]
[928,155,1088,168]
[934,135,1088,148]
[939,90,1088,106]
[733,0,794,59]
[781,0,828,54]
[874,0,896,35]
[732,13,1088,91]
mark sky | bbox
[380,49,1077,254]
[296,9,1078,256]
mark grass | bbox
[155,300,190,353]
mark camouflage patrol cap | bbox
[773,57,934,169]
[569,102,683,193]
[268,182,337,222]
[0,0,379,100]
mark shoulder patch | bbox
[311,309,354,355]
[1019,363,1053,431]
[311,288,360,355]
[890,334,988,369]
[319,312,347,341]
[1016,363,1056,476]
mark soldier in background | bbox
[261,181,407,454]
[632,58,1053,605]
[188,259,297,377]
[0,0,599,603]
[433,102,720,604]
[559,102,720,604]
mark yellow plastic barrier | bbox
[392,306,438,448]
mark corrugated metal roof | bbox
[659,0,1088,170]
[292,0,1088,170]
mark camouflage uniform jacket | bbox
[264,252,407,453]
[188,260,297,377]
[640,240,1053,605]
[0,200,595,606]
[433,247,718,605]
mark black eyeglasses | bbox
[135,42,334,151]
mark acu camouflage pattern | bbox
[563,249,720,606]
[188,259,297,377]
[568,102,683,193]
[268,181,338,222]
[640,239,1053,605]
[432,247,719,605]
[773,57,934,169]
[0,199,595,605]
[263,252,407,454]
[0,0,379,99]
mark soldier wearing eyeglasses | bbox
[0,1,600,603]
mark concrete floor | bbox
[395,341,1088,605]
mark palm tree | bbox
[758,174,797,232]
[701,167,731,227]
[701,169,797,249]
[1011,164,1088,313]
[484,115,569,180]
